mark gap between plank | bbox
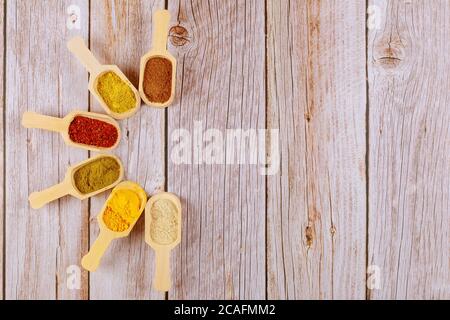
[2,0,7,301]
[164,0,169,302]
[364,0,370,301]
[264,0,269,301]
[87,0,92,301]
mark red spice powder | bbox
[68,116,118,148]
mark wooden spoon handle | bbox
[81,231,114,272]
[28,181,70,209]
[67,36,101,74]
[21,112,66,133]
[151,10,171,52]
[153,249,171,292]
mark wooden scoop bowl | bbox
[81,181,147,272]
[67,37,141,119]
[21,110,121,151]
[145,192,182,291]
[139,9,176,108]
[28,154,124,209]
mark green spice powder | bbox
[96,71,137,114]
[73,157,121,194]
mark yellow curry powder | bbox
[96,71,136,113]
[102,189,141,232]
[73,157,121,194]
[149,199,178,245]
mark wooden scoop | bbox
[28,154,124,209]
[67,37,141,119]
[21,110,121,151]
[81,181,147,272]
[139,9,177,108]
[145,192,182,291]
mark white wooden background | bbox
[1,0,449,300]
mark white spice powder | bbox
[150,199,178,245]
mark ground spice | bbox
[96,71,137,113]
[149,199,178,245]
[143,57,172,103]
[68,116,118,148]
[102,189,141,232]
[73,157,121,194]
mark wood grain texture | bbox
[5,0,89,299]
[368,0,450,299]
[267,0,367,299]
[2,0,449,300]
[167,0,266,299]
[0,0,4,300]
[89,0,165,300]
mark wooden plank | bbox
[0,0,4,300]
[167,0,266,299]
[5,0,89,299]
[89,0,165,300]
[368,0,450,299]
[267,0,367,299]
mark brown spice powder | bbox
[143,57,172,103]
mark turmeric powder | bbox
[103,189,141,232]
[96,71,137,114]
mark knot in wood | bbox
[330,225,336,236]
[169,25,190,47]
[304,113,311,122]
[305,226,314,247]
[374,38,406,70]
